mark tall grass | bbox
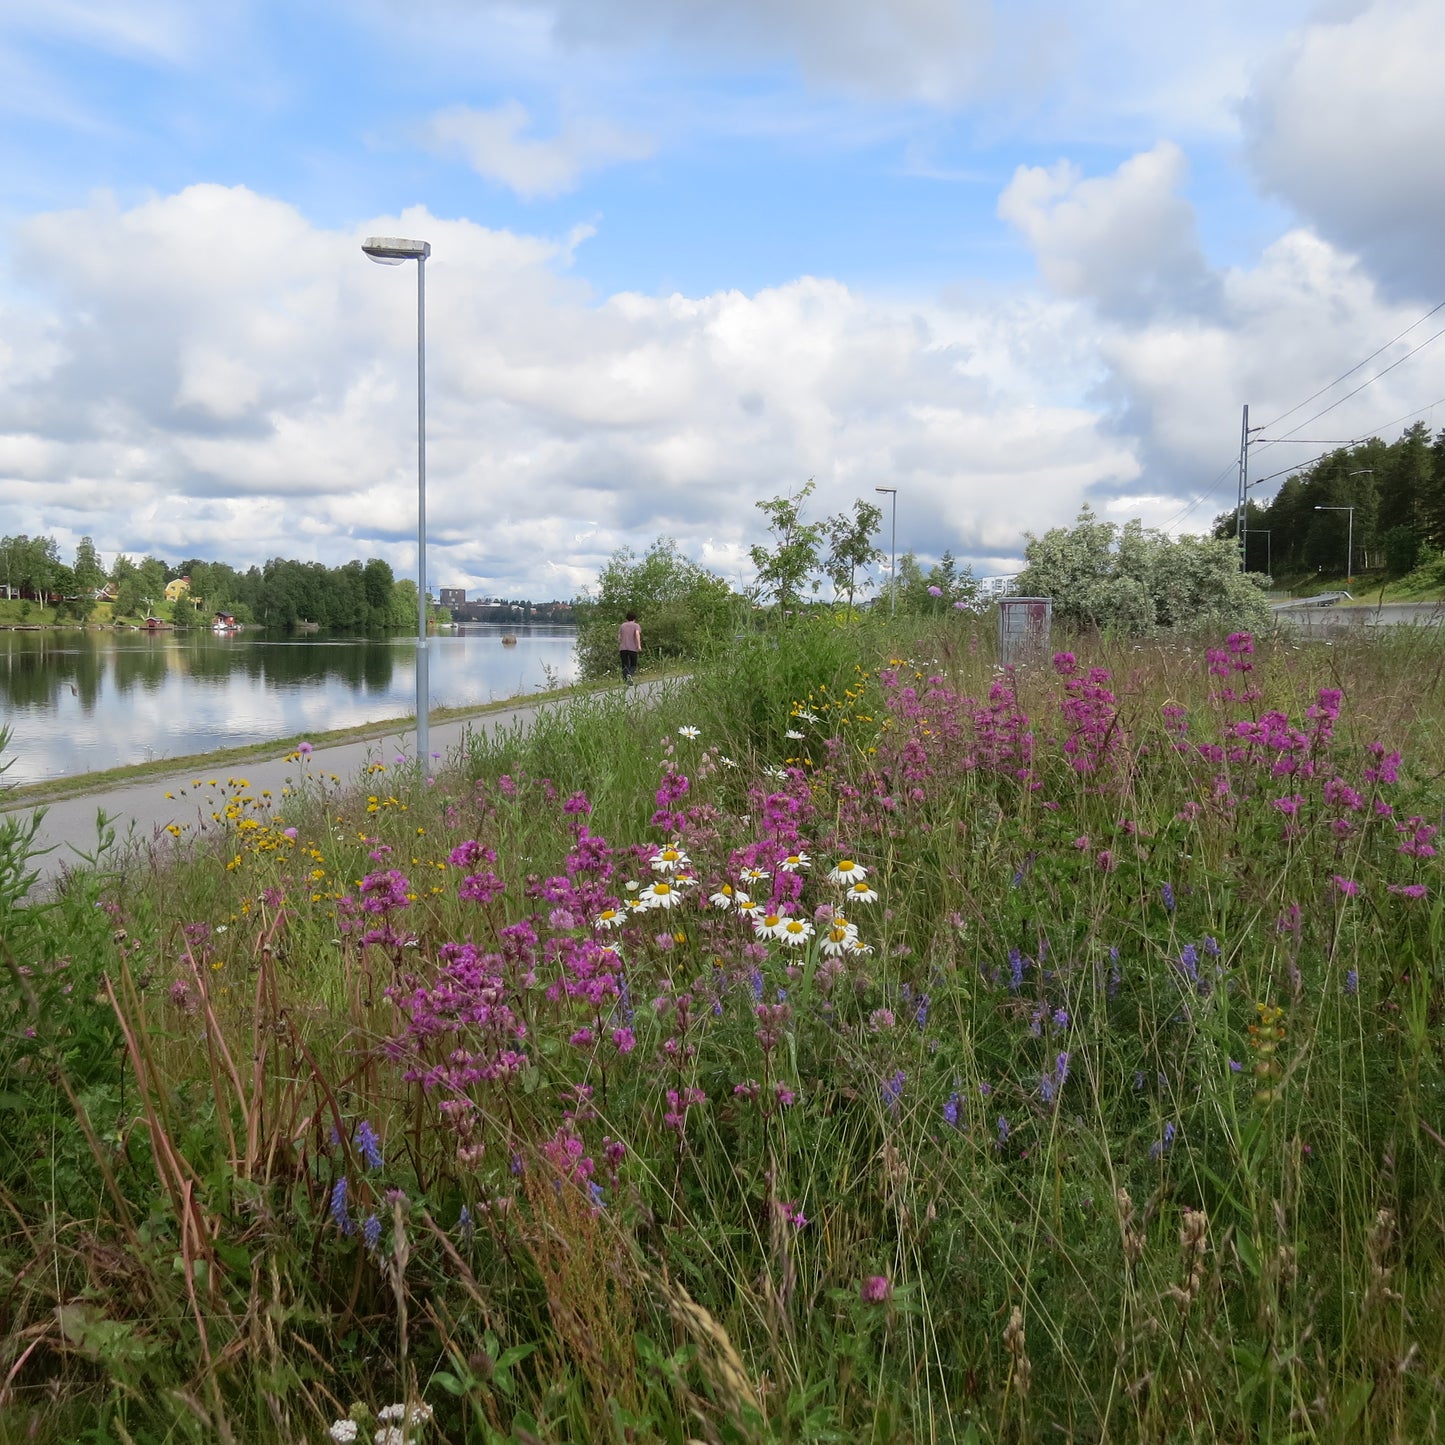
[2,617,1444,1442]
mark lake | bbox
[0,625,578,786]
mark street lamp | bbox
[1315,505,1355,585]
[362,235,432,770]
[875,487,897,617]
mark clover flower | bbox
[861,1275,892,1303]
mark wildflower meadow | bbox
[3,617,1445,1443]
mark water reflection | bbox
[0,625,577,785]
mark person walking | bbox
[617,612,642,685]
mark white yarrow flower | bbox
[328,1422,359,1444]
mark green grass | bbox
[3,616,1445,1442]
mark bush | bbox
[573,536,745,679]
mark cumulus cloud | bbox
[423,102,654,198]
[0,184,1137,595]
[997,141,1217,322]
[1243,0,1445,296]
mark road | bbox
[4,684,663,895]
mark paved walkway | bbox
[5,687,657,894]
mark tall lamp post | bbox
[875,487,897,616]
[362,235,432,769]
[1315,505,1355,586]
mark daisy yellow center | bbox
[784,921,805,933]
[839,859,855,870]
[653,883,672,895]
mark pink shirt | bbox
[617,619,642,650]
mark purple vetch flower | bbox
[943,1090,962,1129]
[1229,1059,1243,1073]
[1039,1073,1055,1104]
[356,1120,383,1171]
[458,1205,474,1243]
[881,1070,907,1113]
[1344,969,1359,995]
[997,1116,1010,1145]
[331,1177,354,1236]
[1054,1052,1070,1090]
[1149,1122,1177,1160]
[1008,948,1025,992]
[1052,1008,1070,1028]
[362,1212,381,1253]
[1160,883,1176,912]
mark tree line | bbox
[1214,421,1445,579]
[0,536,427,631]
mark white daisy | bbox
[678,725,701,739]
[709,883,738,910]
[795,710,820,723]
[779,851,811,872]
[740,865,771,885]
[735,896,761,922]
[845,880,879,904]
[778,917,815,947]
[720,755,739,769]
[828,858,869,885]
[765,766,789,781]
[753,911,787,939]
[785,729,805,740]
[650,843,691,874]
[640,881,683,910]
[594,906,625,930]
[820,922,857,957]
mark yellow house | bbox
[164,576,191,602]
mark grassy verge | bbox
[3,617,1445,1441]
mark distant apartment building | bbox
[439,587,466,607]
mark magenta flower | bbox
[861,1275,892,1304]
[1332,875,1361,898]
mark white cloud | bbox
[0,184,1139,594]
[1243,0,1445,296]
[422,102,654,198]
[998,141,1217,322]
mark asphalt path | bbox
[5,683,666,895]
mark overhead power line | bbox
[1257,298,1445,433]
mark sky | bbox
[1,0,1443,600]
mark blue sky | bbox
[2,0,1442,598]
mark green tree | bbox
[73,536,105,594]
[574,538,742,680]
[750,480,825,617]
[823,499,885,612]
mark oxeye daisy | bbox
[846,879,879,904]
[709,883,738,909]
[846,936,875,955]
[595,906,625,930]
[778,917,815,947]
[754,911,787,939]
[641,881,682,910]
[720,755,739,769]
[740,865,771,885]
[734,895,761,921]
[765,766,789,781]
[785,729,805,740]
[821,922,857,956]
[651,843,691,874]
[779,851,812,872]
[828,858,869,884]
[678,725,701,739]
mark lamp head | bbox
[362,236,431,265]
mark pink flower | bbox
[1388,883,1428,901]
[1332,875,1360,898]
[860,1275,892,1304]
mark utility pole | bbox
[1236,404,1265,569]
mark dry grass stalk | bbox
[661,1275,761,1430]
[1003,1305,1032,1398]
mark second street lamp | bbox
[362,235,432,770]
[875,487,897,616]
[1315,504,1355,586]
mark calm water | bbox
[0,625,577,785]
